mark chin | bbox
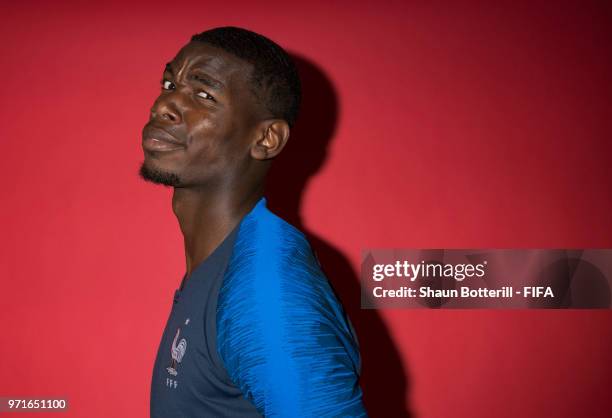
[139,160,182,187]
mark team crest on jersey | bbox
[166,327,187,376]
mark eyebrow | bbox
[164,62,224,91]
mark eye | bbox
[197,91,215,101]
[162,80,175,90]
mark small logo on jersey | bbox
[185,318,190,325]
[166,327,187,377]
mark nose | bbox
[150,96,182,124]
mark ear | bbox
[250,119,290,160]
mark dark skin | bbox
[141,41,290,278]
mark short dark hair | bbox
[191,26,301,127]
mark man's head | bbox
[140,27,301,188]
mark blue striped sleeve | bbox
[216,205,367,417]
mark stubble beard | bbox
[139,161,182,187]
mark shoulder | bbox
[216,196,359,360]
[220,198,324,296]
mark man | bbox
[140,26,367,417]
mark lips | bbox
[142,126,186,152]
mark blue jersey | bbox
[150,197,367,417]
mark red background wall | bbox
[1,1,610,417]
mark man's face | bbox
[140,41,262,187]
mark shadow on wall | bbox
[266,54,414,418]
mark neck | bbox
[172,184,264,277]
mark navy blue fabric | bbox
[150,197,367,417]
[150,222,260,417]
